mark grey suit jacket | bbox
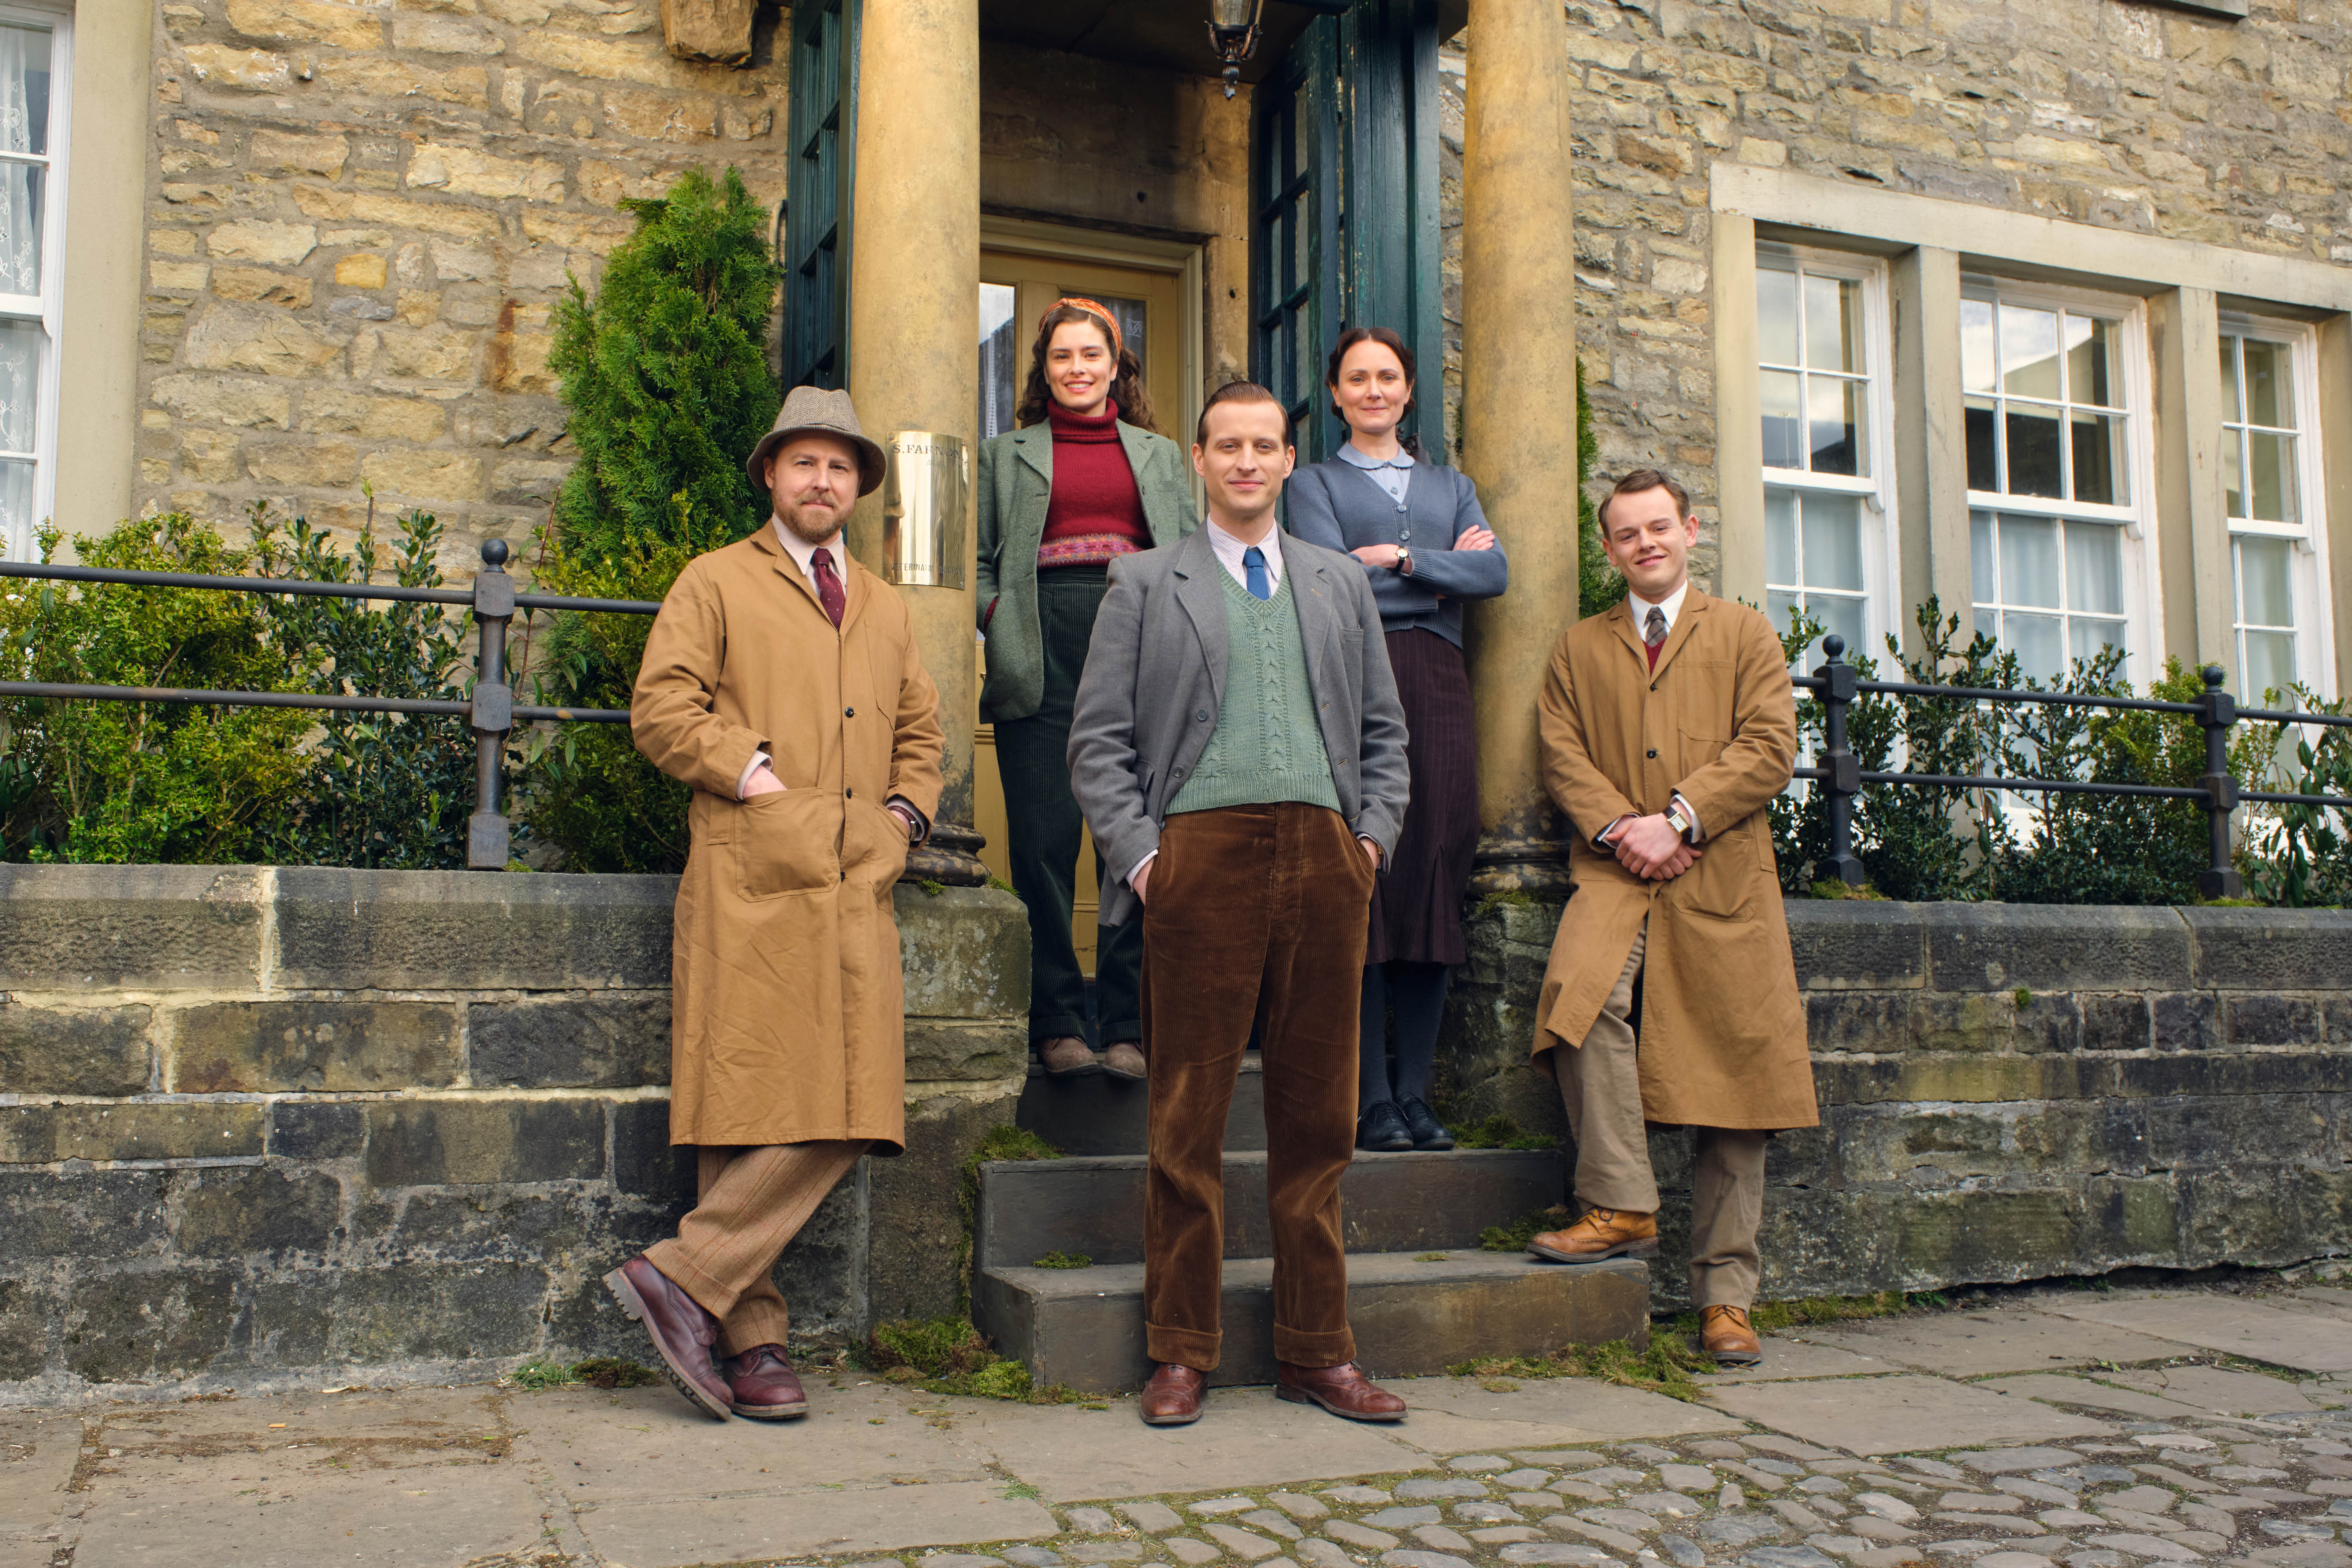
[1067,526,1412,929]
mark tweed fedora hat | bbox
[746,385,887,497]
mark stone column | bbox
[847,0,987,883]
[1459,0,1578,896]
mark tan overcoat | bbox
[1530,589,1818,1131]
[631,528,945,1153]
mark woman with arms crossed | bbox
[1286,327,1508,1152]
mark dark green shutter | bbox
[1251,17,1341,465]
[781,0,858,390]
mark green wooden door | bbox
[781,0,858,390]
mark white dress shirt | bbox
[1599,577,1701,847]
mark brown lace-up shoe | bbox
[1275,1361,1407,1422]
[1527,1207,1660,1264]
[727,1344,809,1419]
[1102,1041,1147,1081]
[1038,1037,1100,1076]
[602,1255,732,1419]
[1700,1305,1761,1366]
[1140,1362,1205,1426]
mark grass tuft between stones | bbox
[865,1315,1087,1405]
[505,1354,659,1391]
[1447,1114,1557,1151]
[1032,1250,1093,1269]
[1450,1334,1715,1399]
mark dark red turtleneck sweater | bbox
[1037,400,1151,569]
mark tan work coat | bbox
[631,528,944,1153]
[1530,589,1818,1132]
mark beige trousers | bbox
[1551,920,1767,1308]
[645,1139,866,1358]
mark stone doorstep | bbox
[976,1252,1651,1396]
[1015,1058,1267,1155]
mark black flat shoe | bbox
[1398,1096,1454,1150]
[1356,1100,1413,1152]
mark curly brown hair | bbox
[1014,304,1160,434]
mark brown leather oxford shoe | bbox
[1139,1361,1205,1426]
[1275,1361,1406,1422]
[1527,1206,1660,1264]
[602,1255,732,1420]
[1700,1304,1762,1366]
[727,1344,809,1419]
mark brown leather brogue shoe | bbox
[727,1344,809,1419]
[1700,1304,1762,1367]
[1038,1036,1100,1076]
[1139,1362,1205,1426]
[602,1255,732,1419]
[1527,1206,1660,1264]
[1102,1041,1147,1081]
[1275,1361,1407,1422]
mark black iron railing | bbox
[1793,635,2352,899]
[0,539,659,869]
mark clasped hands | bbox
[1603,812,1702,882]
[1349,525,1497,573]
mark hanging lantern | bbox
[1207,0,1266,100]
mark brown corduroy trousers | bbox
[1141,802,1375,1373]
[645,1139,867,1358]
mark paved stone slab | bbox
[1696,1339,1901,1384]
[66,1464,554,1568]
[1790,1311,2193,1378]
[2104,1363,2324,1415]
[0,1413,80,1539]
[957,1385,1427,1502]
[1381,1375,1744,1454]
[1977,1375,2215,1422]
[2041,1296,2352,1374]
[1703,1375,2112,1456]
[582,1480,1056,1564]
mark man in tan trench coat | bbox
[1526,468,1816,1367]
[606,386,945,1423]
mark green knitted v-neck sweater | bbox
[1166,567,1340,818]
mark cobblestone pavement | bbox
[8,1276,2352,1568]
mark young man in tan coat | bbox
[1526,469,1816,1366]
[608,386,945,1422]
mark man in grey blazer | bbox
[1068,381,1412,1428]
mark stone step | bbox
[976,1147,1565,1270]
[1013,1056,1266,1155]
[974,1250,1650,1394]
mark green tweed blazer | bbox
[975,418,1196,724]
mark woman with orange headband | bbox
[977,300,1194,1081]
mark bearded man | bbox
[608,386,944,1421]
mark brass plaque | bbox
[882,430,969,590]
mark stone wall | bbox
[0,865,1026,1402]
[1447,897,2352,1308]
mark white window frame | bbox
[0,0,66,564]
[1756,242,1900,666]
[1961,275,2162,685]
[2218,314,2336,705]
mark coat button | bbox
[1398,529,1410,541]
[1647,749,1657,759]
[845,787,854,799]
[1196,709,1210,722]
[845,707,855,717]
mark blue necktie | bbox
[1243,546,1271,602]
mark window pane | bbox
[2243,629,2296,701]
[2005,612,2064,683]
[1767,589,1801,647]
[2237,535,2294,628]
[0,455,26,557]
[2002,305,2061,399]
[2247,430,2297,524]
[2243,338,2291,429]
[1974,607,1998,644]
[1765,487,1797,587]
[978,282,1018,441]
[1760,369,1802,469]
[1073,292,1147,377]
[1807,375,1862,476]
[1805,272,1859,374]
[1813,593,1865,665]
[1965,397,1998,491]
[2220,335,2243,422]
[0,26,49,158]
[1962,299,1996,394]
[2068,410,2126,505]
[1971,510,1996,605]
[2064,315,2118,408]
[2065,521,2123,616]
[2005,404,2063,498]
[0,318,36,453]
[1756,262,1798,366]
[2069,615,2125,668]
[2223,429,2246,520]
[1800,492,1865,593]
[0,161,38,297]
[2000,514,2061,608]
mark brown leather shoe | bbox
[1038,1036,1100,1076]
[1102,1041,1147,1081]
[1139,1361,1205,1426]
[1528,1206,1660,1264]
[602,1255,732,1420]
[1701,1304,1762,1367]
[1275,1361,1407,1422]
[727,1344,809,1419]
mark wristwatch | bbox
[1665,802,1695,843]
[1395,545,1414,575]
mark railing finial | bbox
[1823,633,1846,663]
[481,537,510,570]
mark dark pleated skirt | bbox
[1367,628,1480,967]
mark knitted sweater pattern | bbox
[1038,401,1150,569]
[1166,568,1341,818]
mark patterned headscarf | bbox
[1044,297,1123,359]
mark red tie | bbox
[810,547,845,628]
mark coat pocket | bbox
[1678,725,1729,778]
[842,796,911,892]
[730,789,841,899]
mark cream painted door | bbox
[975,251,1185,975]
